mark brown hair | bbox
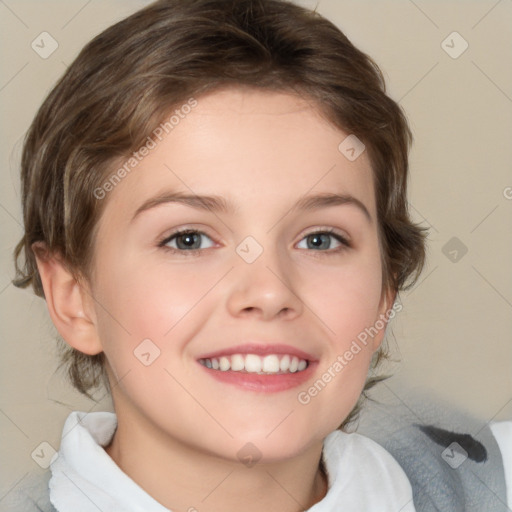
[13,0,427,427]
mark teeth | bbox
[199,354,309,374]
[219,356,230,371]
[262,355,280,373]
[279,355,290,371]
[231,354,245,371]
[245,354,262,373]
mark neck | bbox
[104,408,328,512]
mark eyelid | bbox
[158,225,352,256]
[158,226,217,248]
[298,226,351,245]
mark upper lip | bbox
[198,343,318,362]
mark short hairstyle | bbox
[13,0,427,428]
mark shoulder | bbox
[2,469,57,512]
[320,430,416,511]
[324,429,415,481]
[357,393,509,512]
[324,428,409,470]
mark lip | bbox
[197,343,318,362]
[197,359,318,393]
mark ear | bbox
[32,243,103,355]
[370,285,398,352]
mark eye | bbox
[158,227,350,256]
[159,229,215,254]
[296,229,350,253]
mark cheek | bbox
[91,256,216,368]
[90,261,218,423]
[304,249,384,343]
[126,263,208,333]
[295,278,383,432]
[300,246,384,410]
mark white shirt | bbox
[490,421,512,510]
[49,411,416,512]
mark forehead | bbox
[99,87,376,223]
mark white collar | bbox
[49,411,415,512]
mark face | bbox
[87,87,392,463]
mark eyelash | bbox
[157,227,351,257]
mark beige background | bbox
[1,0,511,504]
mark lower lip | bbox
[197,361,317,392]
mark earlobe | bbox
[32,243,103,356]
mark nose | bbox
[225,244,304,321]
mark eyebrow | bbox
[131,191,372,223]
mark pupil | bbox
[309,233,329,250]
[178,232,199,249]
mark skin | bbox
[36,87,395,512]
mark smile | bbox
[198,353,309,375]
